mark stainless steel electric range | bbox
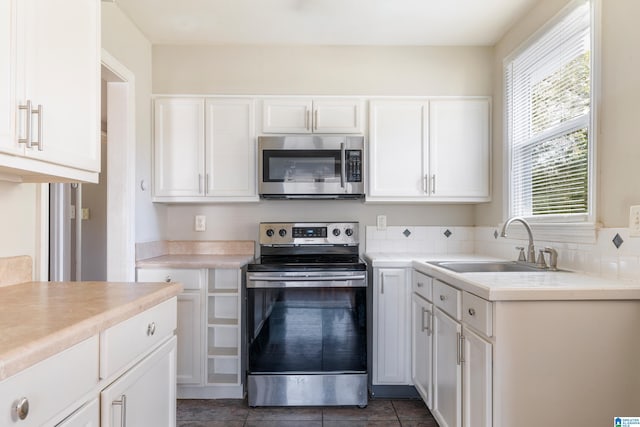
[245,222,368,407]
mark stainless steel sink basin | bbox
[427,261,548,273]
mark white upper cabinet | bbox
[153,97,257,202]
[368,98,490,203]
[0,0,100,183]
[154,98,205,198]
[429,99,490,199]
[262,98,363,134]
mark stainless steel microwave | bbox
[258,135,365,199]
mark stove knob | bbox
[332,228,341,237]
[266,229,274,237]
[279,229,287,237]
[345,228,354,237]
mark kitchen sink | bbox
[427,261,550,273]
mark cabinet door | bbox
[262,99,312,133]
[177,292,203,385]
[205,98,256,197]
[18,0,100,172]
[0,0,22,156]
[411,293,433,408]
[56,398,99,427]
[368,100,428,198]
[432,308,462,427]
[374,268,410,384]
[313,99,362,133]
[153,98,205,197]
[429,99,490,199]
[101,336,177,427]
[463,327,492,427]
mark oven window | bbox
[247,287,366,373]
[263,150,341,182]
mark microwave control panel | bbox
[346,150,362,182]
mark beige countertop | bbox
[365,252,640,301]
[135,240,255,269]
[0,281,182,381]
[136,254,254,269]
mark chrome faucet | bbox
[500,217,536,263]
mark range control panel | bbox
[260,222,359,246]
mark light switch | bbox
[195,215,206,232]
[377,215,387,231]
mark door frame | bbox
[101,49,136,281]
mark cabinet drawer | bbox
[0,336,98,427]
[433,279,461,320]
[100,297,177,379]
[412,270,432,301]
[462,292,493,337]
[137,268,201,290]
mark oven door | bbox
[245,270,368,406]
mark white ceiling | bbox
[114,0,539,46]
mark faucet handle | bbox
[536,249,547,269]
[544,247,558,271]
[515,246,526,262]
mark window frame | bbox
[502,0,599,243]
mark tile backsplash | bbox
[366,226,640,282]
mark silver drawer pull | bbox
[147,322,156,336]
[112,394,127,427]
[417,281,424,287]
[468,308,476,316]
[165,276,171,283]
[439,295,447,301]
[14,397,29,420]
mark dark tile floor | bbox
[177,398,439,427]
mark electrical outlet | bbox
[195,215,206,232]
[630,205,640,237]
[376,215,387,231]
[81,208,90,220]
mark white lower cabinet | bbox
[462,327,492,427]
[433,307,462,427]
[56,398,99,427]
[411,269,493,427]
[137,266,244,398]
[136,268,204,387]
[373,268,411,386]
[100,336,177,427]
[411,292,433,407]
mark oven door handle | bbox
[248,274,366,282]
[340,142,346,188]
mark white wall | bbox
[0,182,37,259]
[153,45,493,241]
[102,4,167,243]
[476,0,640,228]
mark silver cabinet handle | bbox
[314,109,318,131]
[421,307,427,332]
[30,104,43,151]
[468,308,476,316]
[439,294,447,301]
[18,100,32,145]
[432,174,436,194]
[457,332,465,365]
[305,109,310,131]
[426,309,432,336]
[423,174,429,194]
[205,173,210,195]
[380,273,384,294]
[14,397,29,420]
[417,281,423,287]
[165,276,171,283]
[340,142,346,188]
[112,394,127,427]
[147,322,156,336]
[421,307,432,335]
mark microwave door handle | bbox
[340,142,346,188]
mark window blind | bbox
[505,0,591,219]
